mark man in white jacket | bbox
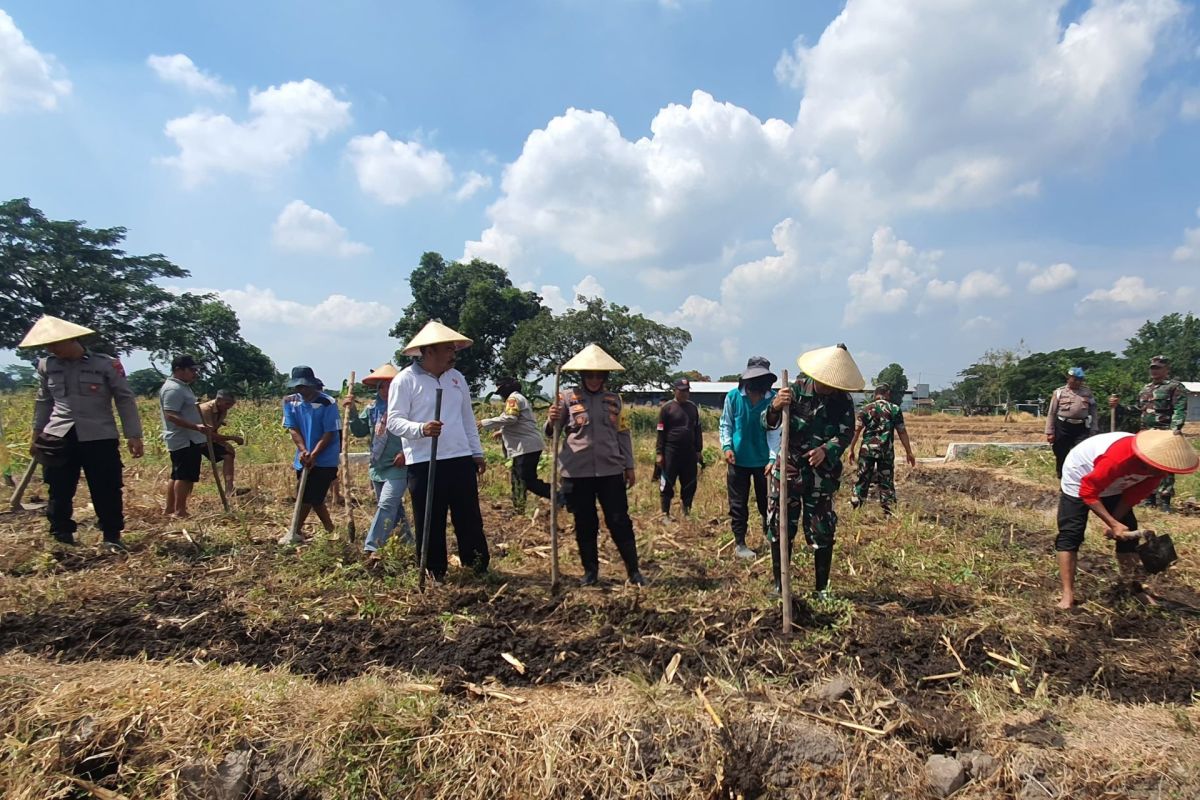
[387,321,488,580]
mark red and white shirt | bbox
[1060,432,1161,505]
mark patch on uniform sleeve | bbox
[111,357,125,377]
[656,421,664,431]
[504,397,519,415]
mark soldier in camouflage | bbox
[1117,355,1187,512]
[848,384,917,515]
[762,344,862,597]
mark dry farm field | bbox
[2,395,1200,799]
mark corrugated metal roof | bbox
[1182,381,1200,393]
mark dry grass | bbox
[2,394,1200,798]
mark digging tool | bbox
[197,402,230,514]
[1111,528,1178,574]
[549,367,562,592]
[288,465,311,541]
[341,371,357,543]
[1109,395,1118,433]
[7,459,37,512]
[418,388,443,591]
[779,368,793,637]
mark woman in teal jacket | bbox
[348,364,413,558]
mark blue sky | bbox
[2,0,1198,390]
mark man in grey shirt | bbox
[480,376,551,514]
[159,355,210,518]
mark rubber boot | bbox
[615,538,644,585]
[814,546,833,595]
[770,539,784,594]
[1159,497,1173,514]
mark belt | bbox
[1057,417,1085,424]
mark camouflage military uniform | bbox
[853,398,906,510]
[762,371,855,591]
[1137,378,1186,502]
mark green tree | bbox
[1,198,189,353]
[150,294,283,398]
[669,369,711,383]
[0,363,36,393]
[390,252,543,391]
[502,296,692,392]
[872,363,909,405]
[1123,312,1200,381]
[718,373,742,382]
[126,368,164,397]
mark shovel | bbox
[778,369,793,637]
[1113,528,1178,575]
[549,368,562,592]
[6,460,39,513]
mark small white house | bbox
[1183,382,1200,422]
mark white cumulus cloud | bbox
[0,9,70,112]
[455,171,492,201]
[271,200,370,258]
[346,131,454,205]
[198,285,392,331]
[844,227,940,322]
[1172,207,1200,262]
[147,53,232,96]
[1083,276,1165,310]
[161,79,351,185]
[1026,262,1079,293]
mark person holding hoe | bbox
[480,376,552,514]
[22,315,143,550]
[198,389,247,497]
[387,321,489,581]
[1054,429,1198,609]
[763,344,862,598]
[278,366,342,544]
[546,344,645,587]
[347,362,414,563]
[719,356,780,560]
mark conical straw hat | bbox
[18,315,96,348]
[402,321,473,357]
[1133,430,1199,474]
[796,344,865,391]
[562,343,625,372]
[362,363,399,384]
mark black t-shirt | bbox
[657,400,702,453]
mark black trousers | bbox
[43,430,124,541]
[727,464,768,544]
[660,445,699,513]
[1051,420,1090,478]
[408,456,489,579]
[510,451,552,512]
[567,474,639,576]
[1055,493,1138,554]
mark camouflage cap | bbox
[1149,355,1170,367]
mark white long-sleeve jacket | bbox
[386,363,482,465]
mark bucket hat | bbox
[286,365,323,389]
[740,356,776,384]
[1067,367,1085,379]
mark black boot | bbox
[579,569,599,586]
[814,546,833,595]
[770,540,782,594]
[1160,497,1173,514]
[615,537,642,585]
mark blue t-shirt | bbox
[282,391,342,469]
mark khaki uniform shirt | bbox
[34,350,143,441]
[480,391,544,458]
[1046,385,1097,435]
[548,385,634,479]
[198,399,228,429]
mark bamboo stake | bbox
[1109,395,1118,433]
[197,402,230,514]
[341,371,356,542]
[549,368,562,592]
[418,388,443,590]
[779,369,792,637]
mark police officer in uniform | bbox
[1045,367,1097,478]
[546,344,645,587]
[21,316,143,549]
